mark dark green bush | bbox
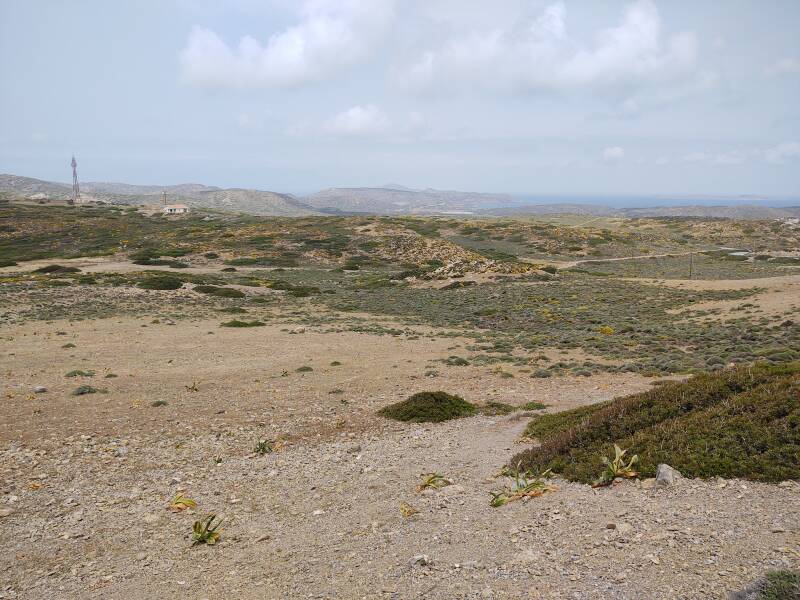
[378,391,477,423]
[137,277,184,290]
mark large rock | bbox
[655,464,682,487]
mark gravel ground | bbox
[1,319,798,599]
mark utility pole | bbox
[70,156,79,205]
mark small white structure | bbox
[163,204,189,215]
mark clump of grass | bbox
[137,277,183,290]
[513,362,800,483]
[72,385,98,396]
[296,366,313,372]
[378,391,477,423]
[61,343,76,349]
[151,400,168,407]
[220,319,265,328]
[219,306,247,314]
[192,515,223,546]
[330,361,342,366]
[65,369,94,378]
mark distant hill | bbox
[481,203,800,219]
[304,186,513,214]
[2,173,798,219]
[0,174,319,217]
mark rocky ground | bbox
[1,317,798,599]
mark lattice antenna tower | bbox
[70,156,80,205]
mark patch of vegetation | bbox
[34,264,81,274]
[378,391,477,423]
[254,439,274,455]
[65,369,94,378]
[296,366,314,372]
[220,319,265,327]
[522,401,548,410]
[151,400,168,407]
[730,570,800,600]
[137,276,184,290]
[480,401,518,416]
[194,284,246,298]
[513,362,800,483]
[72,385,99,396]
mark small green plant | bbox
[151,400,168,407]
[254,439,274,454]
[104,373,118,378]
[489,463,555,507]
[296,366,313,372]
[192,514,223,546]
[169,494,197,512]
[593,444,639,487]
[61,343,76,348]
[416,473,451,492]
[330,361,342,366]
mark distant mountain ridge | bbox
[2,174,798,219]
[0,174,318,217]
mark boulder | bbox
[655,463,682,487]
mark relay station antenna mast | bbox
[70,156,80,205]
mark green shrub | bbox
[0,259,17,267]
[137,277,183,290]
[378,391,477,423]
[480,401,518,416]
[513,362,800,483]
[296,366,313,372]
[194,285,245,298]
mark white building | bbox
[163,204,189,215]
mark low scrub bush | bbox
[137,277,184,290]
[513,362,800,483]
[194,284,245,299]
[220,319,265,327]
[378,391,477,423]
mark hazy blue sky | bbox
[1,0,799,197]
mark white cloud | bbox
[180,0,394,88]
[602,146,625,163]
[324,104,390,137]
[765,57,800,77]
[396,0,699,95]
[764,142,800,164]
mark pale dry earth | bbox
[1,317,798,600]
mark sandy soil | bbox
[1,318,798,599]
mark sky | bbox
[1,0,799,198]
